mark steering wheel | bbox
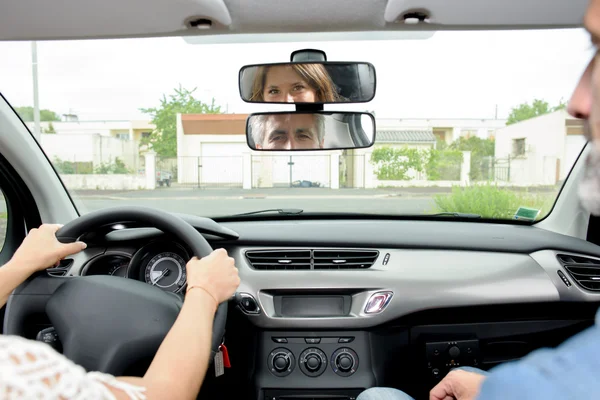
[3,206,227,375]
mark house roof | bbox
[181,113,249,135]
[376,130,436,143]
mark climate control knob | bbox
[268,348,295,377]
[305,354,322,371]
[331,348,359,377]
[299,348,327,377]
[337,354,354,372]
[273,354,290,372]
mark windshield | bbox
[0,28,592,221]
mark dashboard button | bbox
[338,337,354,343]
[237,293,261,314]
[364,291,393,314]
[305,338,321,344]
[272,337,288,343]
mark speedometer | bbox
[144,252,187,293]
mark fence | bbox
[252,154,331,188]
[339,153,367,189]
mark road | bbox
[72,188,438,217]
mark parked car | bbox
[156,170,172,187]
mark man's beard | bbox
[578,122,600,215]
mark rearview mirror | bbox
[246,112,375,151]
[239,62,376,104]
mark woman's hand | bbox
[185,248,240,306]
[9,224,87,273]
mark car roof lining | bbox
[0,0,588,42]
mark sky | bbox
[0,28,594,121]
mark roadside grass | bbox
[432,184,556,220]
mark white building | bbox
[377,117,507,144]
[26,120,154,142]
[27,120,154,173]
[176,113,453,189]
[494,110,586,186]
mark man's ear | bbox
[256,143,263,149]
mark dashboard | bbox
[58,216,600,400]
[81,240,190,293]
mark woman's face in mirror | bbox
[262,65,317,103]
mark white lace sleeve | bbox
[0,335,146,399]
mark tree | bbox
[370,147,428,180]
[14,106,60,122]
[44,122,56,134]
[506,98,567,125]
[140,85,222,157]
[449,136,495,181]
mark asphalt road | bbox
[72,188,438,217]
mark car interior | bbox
[0,0,598,399]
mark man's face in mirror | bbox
[256,114,324,150]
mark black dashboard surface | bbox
[104,216,600,257]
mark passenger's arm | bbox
[431,313,600,400]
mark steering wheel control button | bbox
[36,327,61,351]
[305,337,321,344]
[364,291,393,314]
[272,337,288,343]
[331,348,359,377]
[237,293,261,314]
[268,348,295,377]
[299,348,327,377]
[338,337,355,343]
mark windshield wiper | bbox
[431,212,482,218]
[232,208,304,217]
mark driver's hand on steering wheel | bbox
[10,224,87,273]
[185,248,240,307]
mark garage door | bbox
[200,143,247,187]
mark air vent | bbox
[313,250,379,270]
[245,249,379,270]
[46,259,74,277]
[245,250,311,270]
[557,254,600,291]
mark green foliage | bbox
[370,147,428,180]
[433,184,555,220]
[52,157,93,174]
[14,106,61,122]
[94,158,131,174]
[449,136,495,181]
[506,98,567,125]
[44,122,56,134]
[426,148,463,181]
[140,85,222,157]
[371,145,465,181]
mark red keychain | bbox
[220,344,231,368]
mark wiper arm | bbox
[431,212,482,218]
[232,208,304,217]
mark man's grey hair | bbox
[249,113,326,147]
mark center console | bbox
[255,331,374,400]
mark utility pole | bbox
[31,41,41,139]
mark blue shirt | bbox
[477,307,600,400]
